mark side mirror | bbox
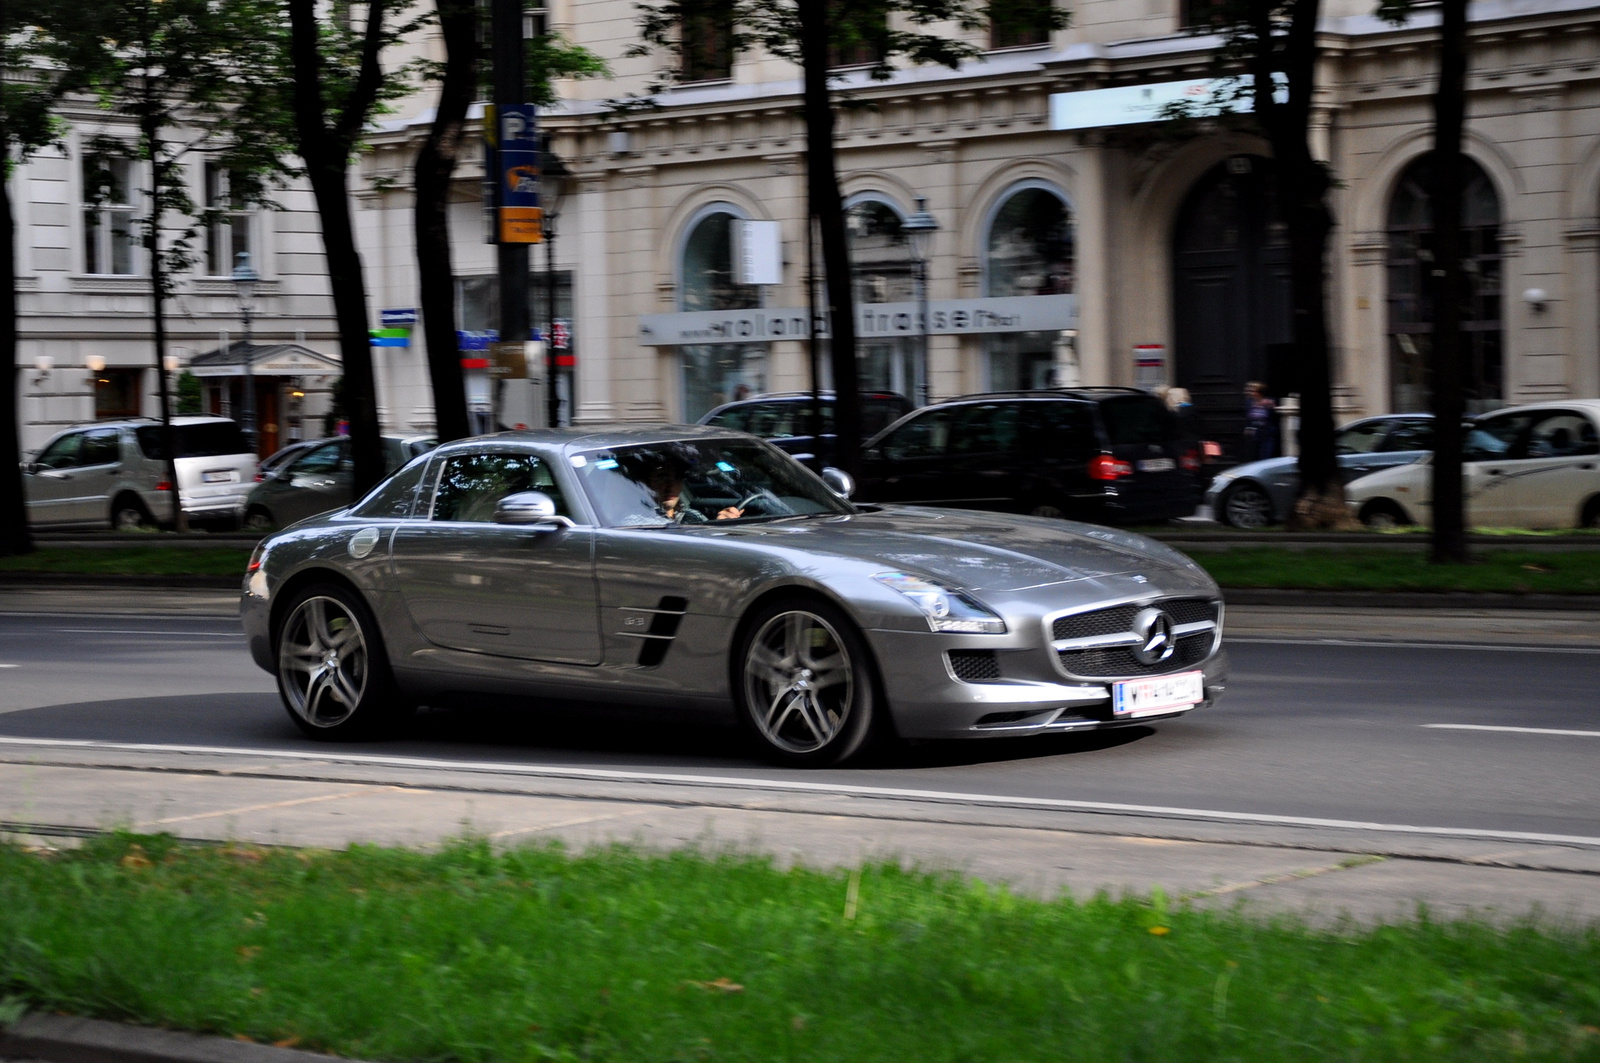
[494,490,574,530]
[821,467,855,499]
[22,462,38,475]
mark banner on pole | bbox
[496,104,543,244]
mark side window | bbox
[35,433,85,470]
[880,409,953,461]
[288,442,345,475]
[949,403,1020,455]
[431,452,568,523]
[1334,421,1388,455]
[704,406,750,432]
[82,429,122,466]
[350,457,430,520]
[1527,412,1599,458]
[1026,402,1096,458]
[1099,396,1180,446]
[1381,419,1434,453]
[1463,413,1532,462]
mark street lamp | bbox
[901,195,939,407]
[541,139,571,427]
[232,250,260,454]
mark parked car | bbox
[23,416,257,530]
[1204,413,1437,528]
[698,391,913,464]
[856,388,1202,525]
[241,435,436,530]
[1346,401,1600,529]
[241,425,1227,764]
[256,438,327,482]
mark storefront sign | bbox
[638,295,1077,346]
[380,308,417,326]
[1049,74,1285,131]
[489,341,529,379]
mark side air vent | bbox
[947,649,1002,683]
[616,596,690,668]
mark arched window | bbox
[845,195,922,401]
[679,206,765,419]
[983,182,1074,391]
[1387,153,1503,413]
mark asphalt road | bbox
[1,605,1596,845]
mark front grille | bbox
[1051,598,1220,680]
[948,649,1002,682]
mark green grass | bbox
[2,836,1599,1062]
[0,547,252,576]
[1193,548,1600,594]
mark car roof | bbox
[434,423,756,456]
[943,387,1150,404]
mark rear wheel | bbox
[735,598,877,766]
[110,494,154,532]
[244,506,275,532]
[1218,482,1274,529]
[1581,496,1600,530]
[274,583,406,739]
[1360,499,1408,530]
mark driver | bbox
[645,463,743,522]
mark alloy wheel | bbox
[278,595,370,729]
[743,610,855,755]
[1222,484,1273,529]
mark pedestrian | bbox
[1242,381,1278,460]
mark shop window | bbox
[204,164,253,277]
[845,197,921,400]
[678,0,734,82]
[94,368,143,419]
[988,0,1053,49]
[83,155,138,276]
[984,183,1074,391]
[1386,153,1502,414]
[680,208,764,419]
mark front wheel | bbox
[1360,499,1408,530]
[1218,482,1275,529]
[275,584,404,739]
[735,598,878,766]
[243,507,275,532]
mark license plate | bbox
[1137,458,1175,473]
[202,470,235,483]
[1112,670,1204,717]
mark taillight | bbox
[247,542,266,574]
[254,473,265,482]
[1088,455,1134,481]
[1181,448,1200,472]
[1202,440,1223,459]
[154,480,172,492]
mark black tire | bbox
[733,596,879,767]
[1218,481,1275,529]
[243,506,276,532]
[110,494,154,532]
[1581,496,1600,530]
[273,582,408,740]
[1360,499,1409,530]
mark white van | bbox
[23,416,259,530]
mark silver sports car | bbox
[241,426,1228,765]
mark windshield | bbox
[136,422,250,459]
[573,439,853,527]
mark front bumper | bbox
[865,627,1228,740]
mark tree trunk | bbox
[413,0,476,444]
[144,111,187,532]
[797,0,860,481]
[0,163,35,556]
[1428,0,1470,564]
[288,0,386,495]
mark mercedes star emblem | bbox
[1131,607,1177,666]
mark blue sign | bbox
[380,308,418,327]
[457,330,499,351]
[497,104,542,243]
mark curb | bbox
[0,1013,367,1063]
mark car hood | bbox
[717,505,1205,593]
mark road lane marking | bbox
[1424,724,1600,738]
[52,628,242,638]
[0,664,16,669]
[139,787,395,827]
[1,735,1597,849]
[1228,638,1600,655]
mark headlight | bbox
[872,572,1007,634]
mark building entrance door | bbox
[1172,156,1292,462]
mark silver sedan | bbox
[241,426,1228,766]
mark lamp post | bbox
[232,250,259,454]
[540,139,571,427]
[901,196,939,407]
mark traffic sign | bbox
[551,320,570,350]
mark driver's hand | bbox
[716,506,744,520]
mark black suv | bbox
[856,388,1201,524]
[698,391,913,465]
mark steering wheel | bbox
[734,487,782,516]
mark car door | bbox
[23,431,88,525]
[1490,410,1600,528]
[1460,411,1537,527]
[66,428,125,524]
[388,449,602,664]
[1021,400,1101,514]
[859,406,956,504]
[274,441,352,526]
